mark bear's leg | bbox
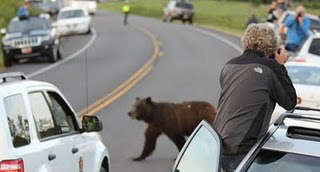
[132,124,162,161]
[167,134,186,151]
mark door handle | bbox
[48,154,56,161]
[72,147,79,154]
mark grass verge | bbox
[99,0,320,37]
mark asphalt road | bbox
[4,11,243,172]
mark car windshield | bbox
[58,10,85,19]
[176,2,193,9]
[309,38,320,56]
[247,149,320,172]
[287,65,320,86]
[8,18,49,33]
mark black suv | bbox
[1,15,61,67]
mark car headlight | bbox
[2,37,12,46]
[41,35,51,42]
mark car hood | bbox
[5,30,50,40]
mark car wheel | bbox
[188,17,193,24]
[3,54,12,67]
[86,27,91,34]
[182,19,186,24]
[48,47,57,63]
[100,166,107,172]
[57,48,62,60]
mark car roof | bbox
[285,62,320,68]
[60,6,86,12]
[263,113,320,157]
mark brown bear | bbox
[128,97,216,161]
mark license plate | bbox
[21,47,32,54]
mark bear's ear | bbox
[146,97,152,104]
[136,97,140,101]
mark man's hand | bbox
[297,16,303,24]
[274,46,287,65]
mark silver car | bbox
[172,106,320,172]
[163,0,194,24]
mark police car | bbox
[1,14,61,67]
[172,107,320,172]
[0,72,110,172]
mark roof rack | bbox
[286,106,320,113]
[0,72,27,83]
[274,111,320,127]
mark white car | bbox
[288,32,320,63]
[0,72,110,172]
[163,0,194,24]
[54,7,91,36]
[71,0,97,15]
[271,62,320,123]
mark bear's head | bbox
[128,97,153,122]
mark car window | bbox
[309,38,320,56]
[29,92,59,139]
[4,94,31,148]
[58,10,85,19]
[174,124,221,172]
[287,65,320,86]
[175,2,193,9]
[8,18,49,33]
[47,91,76,134]
[310,19,320,31]
[247,149,320,172]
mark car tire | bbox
[48,47,57,63]
[188,17,193,24]
[57,48,62,60]
[100,166,107,172]
[3,54,12,67]
[86,27,91,34]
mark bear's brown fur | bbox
[128,97,216,161]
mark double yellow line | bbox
[78,24,161,117]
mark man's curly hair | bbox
[241,23,280,57]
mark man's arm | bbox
[270,63,297,110]
[299,18,310,36]
[284,15,295,28]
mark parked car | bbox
[40,0,63,15]
[1,15,61,67]
[172,107,320,172]
[286,32,320,63]
[163,0,194,24]
[71,0,97,15]
[271,62,320,123]
[54,6,91,36]
[0,72,110,172]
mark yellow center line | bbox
[78,24,161,117]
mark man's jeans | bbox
[221,154,246,172]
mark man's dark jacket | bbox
[213,50,297,155]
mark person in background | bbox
[246,13,259,26]
[17,2,30,18]
[122,1,131,25]
[266,1,278,23]
[283,5,310,52]
[214,23,297,172]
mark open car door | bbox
[172,120,222,172]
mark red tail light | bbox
[294,58,306,62]
[0,159,24,172]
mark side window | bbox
[4,94,31,148]
[29,92,58,139]
[47,91,76,134]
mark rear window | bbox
[287,65,320,86]
[247,149,320,172]
[309,38,320,56]
[175,2,193,9]
[58,9,85,19]
[4,94,31,148]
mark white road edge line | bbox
[192,27,243,53]
[27,28,97,78]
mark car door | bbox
[28,91,79,172]
[172,120,222,172]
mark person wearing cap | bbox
[122,1,131,25]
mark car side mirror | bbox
[1,28,6,35]
[82,116,103,132]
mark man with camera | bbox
[283,5,310,52]
[214,24,297,172]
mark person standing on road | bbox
[282,5,310,52]
[213,23,297,172]
[122,1,131,25]
[17,2,30,18]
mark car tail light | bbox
[297,97,302,104]
[0,159,24,172]
[294,58,306,62]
